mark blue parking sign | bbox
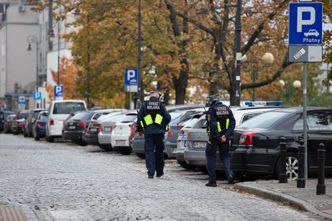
[124,68,138,92]
[124,68,138,86]
[33,91,42,100]
[54,85,64,97]
[289,2,322,45]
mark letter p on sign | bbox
[127,70,136,81]
[297,7,315,32]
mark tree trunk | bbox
[174,67,188,104]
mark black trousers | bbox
[144,133,165,176]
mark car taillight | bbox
[50,119,54,126]
[239,131,257,146]
[78,121,85,128]
[36,121,43,127]
[179,130,184,135]
[130,124,136,140]
[167,130,174,137]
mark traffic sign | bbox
[289,2,322,45]
[18,96,26,105]
[289,45,322,62]
[54,85,64,97]
[124,68,138,92]
[33,91,42,100]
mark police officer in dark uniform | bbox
[205,95,236,186]
[137,91,171,179]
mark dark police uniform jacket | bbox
[206,101,236,141]
[137,96,171,135]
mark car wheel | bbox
[178,161,195,170]
[119,147,132,155]
[34,134,40,141]
[136,153,145,159]
[276,152,298,181]
[46,135,54,143]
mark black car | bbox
[23,109,46,137]
[33,111,48,141]
[0,110,15,132]
[82,110,124,146]
[11,111,28,135]
[231,107,332,180]
[62,111,95,145]
[3,114,16,133]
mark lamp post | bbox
[137,0,143,106]
[27,35,39,108]
[242,52,274,101]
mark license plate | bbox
[116,140,126,145]
[90,128,97,132]
[104,127,111,132]
[69,126,76,129]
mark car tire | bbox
[34,134,40,141]
[119,147,132,155]
[276,152,299,181]
[46,135,54,143]
[136,153,145,159]
[178,161,195,170]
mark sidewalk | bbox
[0,205,39,221]
[234,179,332,220]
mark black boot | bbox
[205,181,217,187]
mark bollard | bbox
[317,143,326,195]
[279,137,288,183]
[297,137,305,188]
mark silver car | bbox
[97,111,127,150]
[183,106,283,170]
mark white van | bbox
[46,99,87,142]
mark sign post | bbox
[288,1,322,186]
[124,68,138,109]
[54,85,64,100]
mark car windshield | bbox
[53,102,86,114]
[238,111,288,129]
[39,113,48,122]
[18,113,28,119]
[72,112,94,121]
[183,118,199,128]
[170,111,183,121]
[121,114,137,123]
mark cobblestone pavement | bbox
[0,134,321,221]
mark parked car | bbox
[183,106,282,171]
[176,113,203,169]
[33,111,48,141]
[11,111,28,135]
[231,107,332,180]
[23,109,46,137]
[111,112,137,155]
[3,114,17,133]
[0,110,15,132]
[82,109,125,146]
[46,100,87,142]
[62,111,95,145]
[131,110,187,159]
[97,111,128,151]
[165,108,204,158]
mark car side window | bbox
[307,112,332,131]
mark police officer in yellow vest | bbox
[205,95,236,186]
[137,91,171,179]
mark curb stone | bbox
[234,182,332,221]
